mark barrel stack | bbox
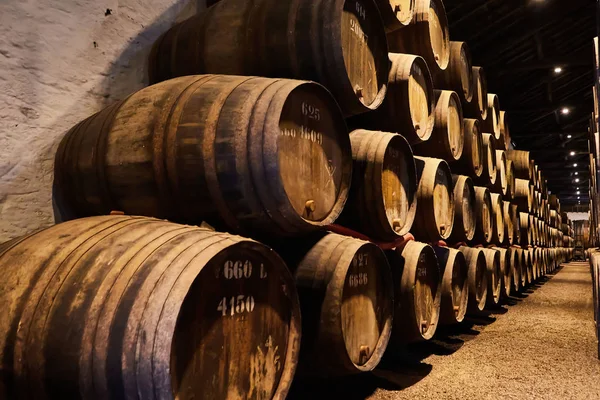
[0,0,573,398]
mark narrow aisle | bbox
[369,262,600,400]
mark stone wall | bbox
[0,0,206,242]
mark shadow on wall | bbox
[52,0,208,223]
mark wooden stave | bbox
[463,66,488,120]
[434,41,474,104]
[458,246,488,313]
[471,186,493,245]
[477,133,497,186]
[449,118,484,178]
[433,246,469,325]
[489,193,505,245]
[448,175,476,243]
[374,0,416,32]
[506,150,532,181]
[491,150,508,196]
[481,93,501,140]
[493,247,512,299]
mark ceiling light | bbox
[561,107,570,115]
[573,163,578,167]
[554,66,563,74]
[575,172,579,175]
[570,151,576,156]
[578,197,581,199]
[577,187,580,190]
[567,135,572,139]
[575,178,580,182]
[577,191,581,195]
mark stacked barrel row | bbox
[0,0,573,399]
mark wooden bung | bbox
[433,246,469,325]
[434,41,474,104]
[448,175,476,243]
[290,233,393,375]
[412,157,454,241]
[413,90,464,162]
[387,0,450,74]
[458,246,488,313]
[450,118,484,178]
[339,130,418,241]
[489,193,505,245]
[471,186,493,245]
[149,0,389,117]
[374,0,415,32]
[350,53,435,144]
[55,75,352,237]
[463,66,488,120]
[0,216,302,400]
[387,241,441,343]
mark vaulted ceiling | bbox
[444,0,596,206]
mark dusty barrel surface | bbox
[450,118,483,179]
[374,0,415,31]
[493,247,511,298]
[413,90,464,162]
[352,53,435,144]
[481,248,502,307]
[489,193,505,245]
[478,133,497,186]
[55,75,352,237]
[433,246,469,325]
[0,216,301,400]
[448,175,476,243]
[434,41,473,104]
[340,130,417,240]
[412,157,454,241]
[290,233,393,375]
[149,0,389,117]
[513,178,533,214]
[458,246,488,313]
[463,66,488,119]
[481,93,501,139]
[506,150,532,181]
[471,186,493,245]
[388,241,441,343]
[387,0,450,73]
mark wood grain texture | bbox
[463,66,488,120]
[0,216,301,400]
[448,175,476,243]
[149,0,389,117]
[506,150,532,181]
[502,201,515,246]
[499,111,511,150]
[458,246,487,313]
[509,247,522,294]
[434,41,473,104]
[519,212,531,247]
[450,118,483,178]
[492,247,511,298]
[481,248,502,307]
[433,246,468,325]
[481,93,501,139]
[505,159,516,200]
[511,204,521,244]
[374,0,415,31]
[491,150,508,197]
[489,193,505,245]
[479,133,497,187]
[513,178,533,214]
[339,130,418,240]
[412,156,454,241]
[55,75,351,237]
[471,186,493,245]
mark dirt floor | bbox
[288,262,600,400]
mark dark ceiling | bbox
[443,0,596,205]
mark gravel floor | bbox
[288,262,600,400]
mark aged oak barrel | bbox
[433,246,469,325]
[0,216,301,400]
[351,53,435,144]
[481,248,502,307]
[471,187,493,245]
[505,159,516,200]
[55,75,351,237]
[339,130,417,240]
[512,204,521,245]
[374,0,415,31]
[499,111,511,150]
[291,233,393,375]
[450,118,483,179]
[503,201,515,245]
[493,247,511,298]
[519,212,531,247]
[463,66,488,119]
[478,133,497,186]
[526,248,535,284]
[513,179,533,213]
[434,41,473,104]
[491,150,508,196]
[489,193,505,245]
[549,194,560,212]
[509,247,521,293]
[412,157,454,241]
[481,93,501,139]
[458,246,488,313]
[506,150,532,180]
[149,0,389,117]
[413,90,464,162]
[387,0,450,73]
[388,241,441,343]
[448,175,476,243]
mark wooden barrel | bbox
[481,93,501,139]
[0,216,301,400]
[450,118,483,178]
[511,204,521,245]
[149,0,389,117]
[500,111,511,150]
[375,0,415,31]
[387,0,450,73]
[510,247,522,293]
[503,201,514,245]
[513,179,532,213]
[532,163,539,189]
[527,248,536,283]
[506,150,532,180]
[351,53,435,144]
[412,157,454,241]
[463,66,488,119]
[519,212,531,247]
[481,248,502,307]
[388,241,441,342]
[340,130,417,240]
[479,133,497,186]
[55,76,351,237]
[530,215,539,247]
[434,41,473,104]
[448,175,476,243]
[549,194,560,212]
[433,246,469,325]
[490,194,505,245]
[491,150,508,196]
[505,159,516,200]
[458,246,488,313]
[471,187,493,245]
[493,247,511,298]
[291,233,393,375]
[413,90,464,161]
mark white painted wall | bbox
[0,0,206,242]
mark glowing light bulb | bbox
[570,151,576,156]
[567,135,572,139]
[573,163,578,167]
[554,66,563,74]
[561,107,570,115]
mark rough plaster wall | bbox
[0,0,207,242]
